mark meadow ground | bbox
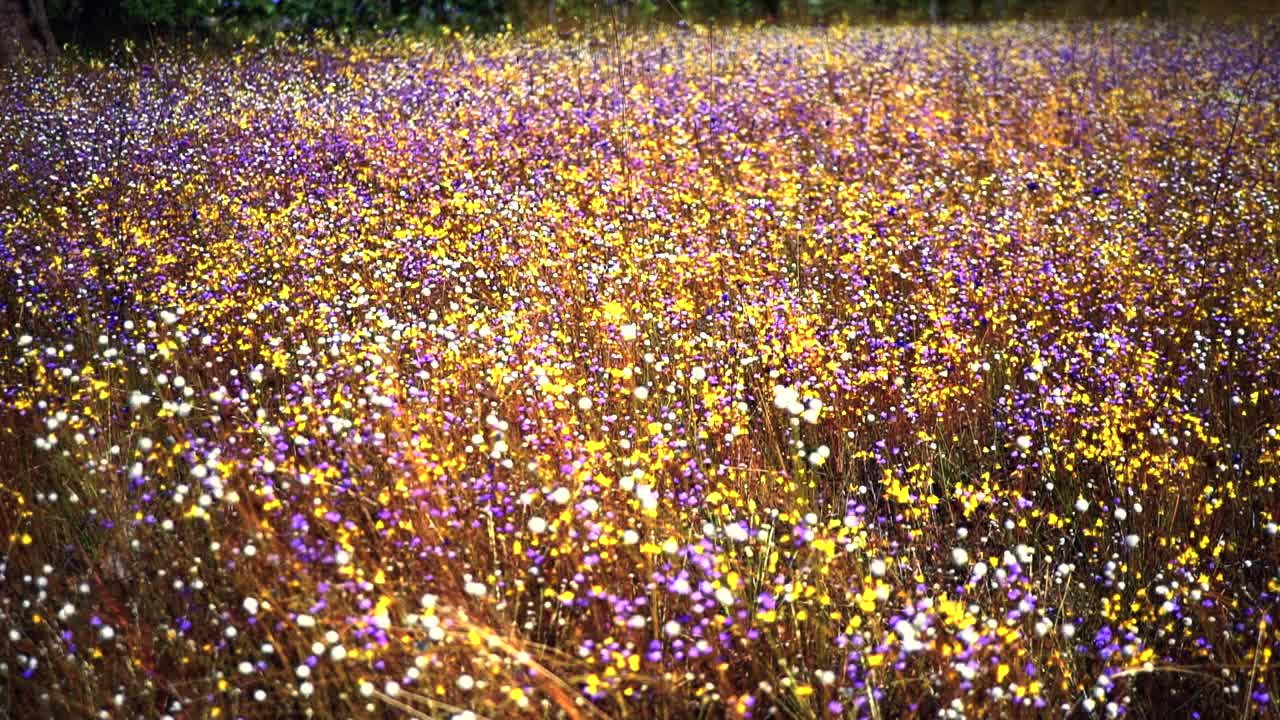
[1,19,1279,720]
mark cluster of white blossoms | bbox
[771,384,823,424]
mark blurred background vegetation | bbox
[41,0,1279,45]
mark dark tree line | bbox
[1,0,57,63]
[0,0,1271,64]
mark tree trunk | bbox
[0,0,56,65]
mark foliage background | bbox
[44,0,1276,45]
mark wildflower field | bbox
[2,20,1280,720]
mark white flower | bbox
[359,681,375,697]
[243,597,260,615]
[296,664,311,679]
[329,645,346,661]
[619,324,638,341]
[384,681,401,697]
[550,486,571,504]
[869,558,887,578]
[299,681,314,697]
[296,614,315,628]
[622,529,640,545]
[714,586,735,607]
[802,399,823,424]
[100,626,115,640]
[456,675,475,691]
[239,661,254,674]
[663,620,682,637]
[724,523,750,543]
[1075,498,1090,513]
[1015,435,1033,451]
[636,484,659,511]
[894,619,924,653]
[464,581,487,597]
[633,385,649,400]
[690,366,706,382]
[53,602,77,621]
[527,516,548,534]
[17,334,32,347]
[577,396,593,411]
[951,547,970,567]
[772,384,799,410]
